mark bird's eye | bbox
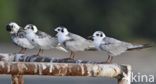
[10,25,14,28]
[96,34,99,36]
[31,27,34,30]
[26,27,30,29]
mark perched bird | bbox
[6,22,34,54]
[90,31,152,63]
[54,26,95,59]
[24,24,59,55]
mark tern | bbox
[55,26,95,59]
[24,24,59,55]
[6,22,34,54]
[90,31,152,63]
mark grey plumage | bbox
[36,31,58,47]
[10,32,34,49]
[55,27,96,59]
[91,31,152,63]
[24,24,58,49]
[63,32,94,51]
[6,22,34,54]
[99,37,150,56]
[7,22,34,49]
[24,24,67,55]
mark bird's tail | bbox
[127,44,152,51]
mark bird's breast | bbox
[58,34,69,44]
[26,32,36,42]
[93,40,102,49]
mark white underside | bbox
[26,32,56,49]
[12,37,34,49]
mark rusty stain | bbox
[1,53,107,64]
[12,75,24,84]
[118,65,131,84]
[0,53,131,84]
[0,61,128,77]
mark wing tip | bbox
[128,44,152,51]
[142,44,152,48]
[85,47,98,51]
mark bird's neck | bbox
[25,31,37,40]
[93,38,103,48]
[57,33,70,44]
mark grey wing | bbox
[69,33,96,47]
[17,27,26,38]
[64,33,94,51]
[103,37,121,44]
[36,31,50,38]
[100,37,146,56]
[10,27,34,49]
[104,37,145,50]
[17,32,26,38]
[11,34,34,49]
[36,31,58,46]
[100,37,128,56]
[68,33,87,41]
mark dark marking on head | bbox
[61,29,64,33]
[31,26,34,30]
[96,34,99,36]
[6,24,12,32]
[100,34,103,37]
[58,29,60,31]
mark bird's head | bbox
[24,24,38,33]
[91,31,106,40]
[54,26,69,36]
[6,22,20,34]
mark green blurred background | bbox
[0,1,156,84]
[0,0,156,43]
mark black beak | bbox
[87,36,94,40]
[6,24,12,32]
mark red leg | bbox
[69,51,75,60]
[37,49,43,56]
[106,56,113,64]
[109,56,114,63]
[106,55,111,63]
[19,48,27,54]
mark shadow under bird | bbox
[6,22,34,54]
[24,24,65,56]
[89,31,152,63]
[55,26,96,60]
